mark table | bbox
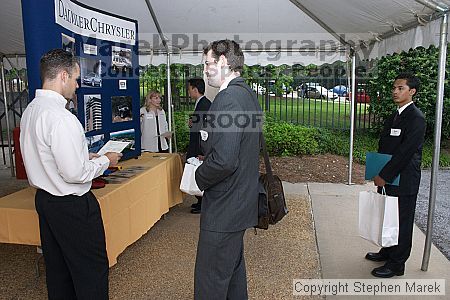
[0,153,183,266]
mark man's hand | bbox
[105,152,123,167]
[373,175,386,187]
[89,152,100,160]
[162,132,173,139]
[197,155,205,161]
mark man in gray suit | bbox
[194,40,262,299]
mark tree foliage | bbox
[367,45,450,139]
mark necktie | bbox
[393,111,400,124]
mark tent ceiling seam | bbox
[355,9,444,53]
[138,48,348,56]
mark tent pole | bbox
[144,0,174,153]
[0,56,15,177]
[421,11,448,271]
[415,0,448,12]
[166,52,173,153]
[144,0,169,51]
[347,50,356,185]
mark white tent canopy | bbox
[1,0,449,66]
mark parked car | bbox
[112,56,132,71]
[267,80,291,95]
[251,83,266,95]
[82,72,102,87]
[299,83,338,100]
[117,104,131,119]
[332,85,348,97]
[347,88,371,103]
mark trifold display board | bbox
[22,0,141,159]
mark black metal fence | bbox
[1,64,374,165]
[0,69,28,165]
[139,64,375,131]
[139,65,204,112]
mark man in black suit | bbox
[186,78,211,214]
[367,73,426,278]
[194,40,262,299]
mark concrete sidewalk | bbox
[284,182,449,299]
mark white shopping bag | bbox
[358,189,399,247]
[179,163,203,196]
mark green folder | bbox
[365,152,400,186]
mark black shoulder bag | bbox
[256,133,289,230]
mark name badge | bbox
[200,130,208,141]
[146,114,154,120]
[390,128,401,136]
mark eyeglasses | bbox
[204,59,217,67]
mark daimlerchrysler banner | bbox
[55,0,136,45]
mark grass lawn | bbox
[258,95,372,130]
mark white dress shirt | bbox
[139,107,169,152]
[398,101,413,115]
[219,73,239,92]
[194,95,205,110]
[20,89,110,196]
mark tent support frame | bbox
[0,56,15,177]
[348,50,356,185]
[415,0,448,12]
[166,52,173,153]
[144,0,174,153]
[421,11,448,271]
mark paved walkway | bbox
[284,182,450,300]
[1,166,448,299]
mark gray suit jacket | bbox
[195,77,263,232]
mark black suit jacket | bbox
[195,77,263,232]
[186,96,211,159]
[378,103,426,196]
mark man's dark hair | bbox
[395,72,420,97]
[188,78,205,94]
[203,40,244,73]
[40,49,79,83]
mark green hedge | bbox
[174,113,450,168]
[263,119,450,168]
[173,111,190,152]
[263,119,319,156]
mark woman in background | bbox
[140,91,172,152]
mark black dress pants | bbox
[379,194,418,271]
[35,189,109,300]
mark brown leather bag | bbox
[256,134,288,230]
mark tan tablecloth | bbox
[0,153,183,266]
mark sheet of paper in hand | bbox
[97,140,130,156]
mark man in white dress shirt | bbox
[20,49,121,300]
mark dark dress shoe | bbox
[365,252,388,262]
[190,207,201,214]
[371,265,404,278]
[191,203,199,209]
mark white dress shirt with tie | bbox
[20,89,110,196]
